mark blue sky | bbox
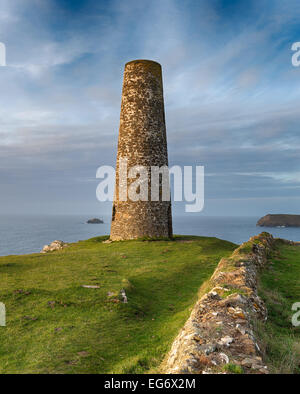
[0,0,300,216]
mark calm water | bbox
[1,214,300,256]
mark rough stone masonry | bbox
[162,233,278,374]
[110,60,172,240]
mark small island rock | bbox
[87,218,104,224]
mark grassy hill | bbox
[0,235,236,374]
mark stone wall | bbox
[110,60,172,241]
[162,232,276,374]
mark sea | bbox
[1,214,300,257]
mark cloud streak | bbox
[0,0,300,215]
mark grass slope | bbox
[256,241,300,374]
[0,235,236,374]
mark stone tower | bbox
[110,59,172,240]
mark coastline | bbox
[1,215,300,257]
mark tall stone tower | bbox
[110,59,172,240]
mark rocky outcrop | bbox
[87,218,103,224]
[41,240,68,253]
[162,233,275,374]
[257,214,300,227]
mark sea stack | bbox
[110,60,172,240]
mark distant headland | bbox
[257,214,300,227]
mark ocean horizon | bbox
[1,214,300,257]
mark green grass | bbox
[256,242,300,374]
[222,363,243,374]
[0,235,236,374]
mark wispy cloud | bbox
[0,0,300,214]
